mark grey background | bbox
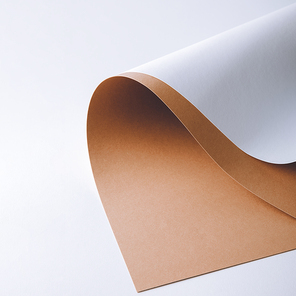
[1,1,295,295]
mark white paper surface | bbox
[131,4,296,164]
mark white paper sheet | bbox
[131,3,296,164]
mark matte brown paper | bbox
[87,4,296,292]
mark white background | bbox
[1,1,295,295]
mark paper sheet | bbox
[87,3,296,292]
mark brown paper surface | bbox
[87,75,296,292]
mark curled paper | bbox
[87,3,296,292]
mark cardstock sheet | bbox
[132,3,296,164]
[87,3,296,292]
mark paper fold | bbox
[87,3,296,292]
[119,72,296,219]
